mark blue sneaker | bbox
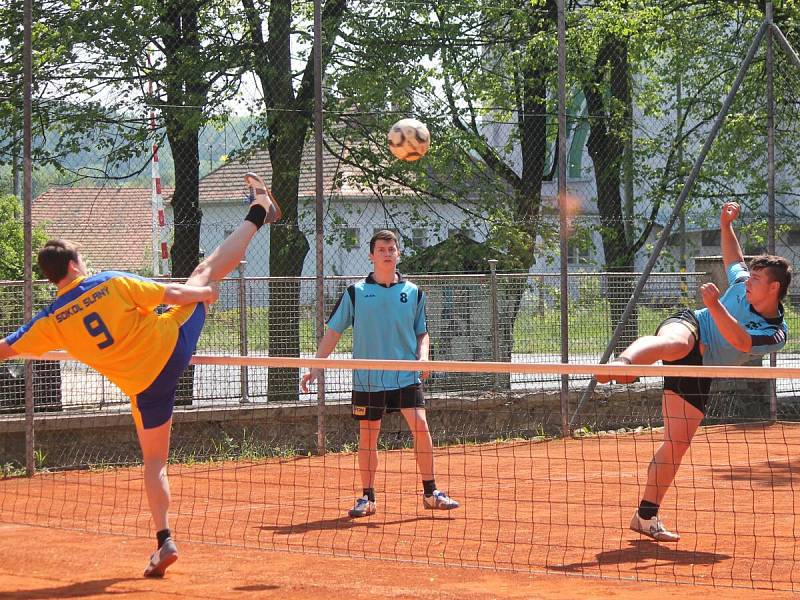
[348,495,377,518]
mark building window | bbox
[339,227,360,250]
[701,230,720,247]
[412,228,428,248]
[448,227,474,240]
[567,242,591,266]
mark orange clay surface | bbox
[0,522,796,599]
[1,422,799,597]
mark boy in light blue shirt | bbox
[301,230,459,518]
[597,202,791,543]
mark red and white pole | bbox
[148,53,169,276]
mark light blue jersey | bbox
[694,262,787,366]
[327,273,427,392]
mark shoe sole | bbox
[144,552,178,578]
[348,510,376,518]
[629,525,680,542]
[424,503,460,510]
[245,172,282,223]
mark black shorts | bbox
[656,309,711,414]
[351,384,425,421]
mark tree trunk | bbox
[165,129,202,406]
[584,37,638,354]
[266,117,310,402]
[167,132,202,277]
[160,0,207,405]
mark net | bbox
[1,356,799,591]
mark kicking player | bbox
[0,173,280,576]
[597,202,791,542]
[301,229,459,517]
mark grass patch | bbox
[199,301,800,356]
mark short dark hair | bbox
[37,239,81,284]
[369,229,399,253]
[749,254,793,301]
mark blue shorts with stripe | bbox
[132,303,205,429]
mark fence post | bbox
[23,0,34,477]
[488,259,500,389]
[237,261,249,404]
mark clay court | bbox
[2,422,799,596]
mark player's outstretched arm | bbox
[300,328,341,392]
[0,340,18,361]
[416,332,430,380]
[163,281,219,306]
[700,282,751,352]
[720,202,745,268]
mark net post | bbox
[487,259,500,389]
[766,2,778,422]
[237,261,250,404]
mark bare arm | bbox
[300,328,342,392]
[416,332,430,360]
[0,340,18,361]
[417,332,430,379]
[162,282,219,306]
[701,283,751,353]
[720,202,745,268]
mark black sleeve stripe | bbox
[750,328,786,347]
[733,276,749,284]
[325,285,356,325]
[417,287,427,322]
[348,285,356,325]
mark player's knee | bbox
[660,336,693,361]
[143,458,168,478]
[661,439,690,461]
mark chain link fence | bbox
[2,3,800,463]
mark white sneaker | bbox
[630,511,680,542]
[143,538,178,577]
[348,495,376,518]
[423,490,460,510]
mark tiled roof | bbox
[32,187,173,272]
[198,142,391,204]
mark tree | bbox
[242,0,348,401]
[314,0,559,367]
[0,194,46,280]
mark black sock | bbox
[245,204,267,229]
[363,488,375,503]
[638,500,659,520]
[156,528,172,549]
[422,479,436,497]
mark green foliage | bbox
[0,194,47,280]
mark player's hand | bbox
[300,368,322,393]
[720,202,740,226]
[700,282,721,307]
[207,281,220,305]
[419,358,430,381]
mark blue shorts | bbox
[132,303,205,429]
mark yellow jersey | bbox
[5,272,180,396]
